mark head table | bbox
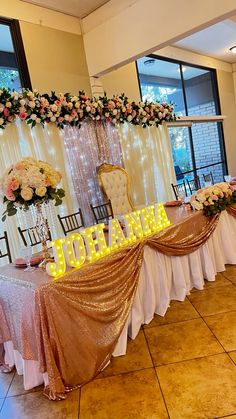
[1,205,236,400]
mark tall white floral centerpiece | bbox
[0,157,65,266]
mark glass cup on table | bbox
[19,246,35,272]
[224,175,231,183]
[178,189,186,204]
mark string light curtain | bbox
[62,121,123,225]
[118,122,176,205]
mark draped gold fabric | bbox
[35,208,223,399]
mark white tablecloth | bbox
[4,210,236,389]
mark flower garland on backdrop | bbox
[0,88,175,130]
[190,183,236,216]
[0,157,65,220]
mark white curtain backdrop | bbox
[0,120,77,261]
[0,119,176,263]
[118,122,176,206]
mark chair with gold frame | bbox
[97,163,134,216]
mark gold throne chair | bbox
[97,164,134,216]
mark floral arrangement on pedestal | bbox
[190,182,236,216]
[0,157,65,221]
[0,88,176,130]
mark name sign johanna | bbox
[46,203,170,278]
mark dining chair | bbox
[18,224,52,247]
[90,200,114,224]
[57,209,85,236]
[0,231,12,263]
[186,176,201,195]
[203,172,214,185]
[171,181,187,200]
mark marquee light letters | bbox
[46,204,171,278]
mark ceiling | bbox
[20,0,110,18]
[174,18,236,63]
[18,2,236,64]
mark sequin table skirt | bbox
[1,210,236,390]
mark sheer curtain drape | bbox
[63,121,123,225]
[0,120,76,261]
[118,122,176,205]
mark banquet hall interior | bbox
[1,1,236,418]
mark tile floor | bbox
[1,269,236,418]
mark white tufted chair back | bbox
[98,164,134,216]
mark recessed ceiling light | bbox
[229,46,236,54]
[144,59,155,66]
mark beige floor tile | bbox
[229,351,236,364]
[7,373,43,397]
[80,368,168,419]
[156,353,236,419]
[0,370,15,398]
[0,389,79,419]
[98,330,153,378]
[190,273,231,293]
[223,265,236,284]
[144,318,223,366]
[188,285,236,316]
[143,299,199,329]
[204,311,236,352]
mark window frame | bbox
[0,17,32,89]
[136,54,228,177]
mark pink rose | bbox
[6,190,16,201]
[211,194,218,201]
[9,178,19,191]
[3,108,9,117]
[55,100,61,107]
[19,112,27,120]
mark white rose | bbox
[142,111,147,116]
[64,114,70,121]
[96,115,100,120]
[51,104,57,112]
[28,101,35,109]
[86,106,91,112]
[0,118,4,125]
[36,186,47,197]
[192,200,203,210]
[31,114,37,120]
[113,109,118,115]
[21,187,33,201]
[20,99,26,106]
[93,102,98,108]
[0,107,4,113]
[140,102,145,107]
[142,117,147,123]
[50,116,56,122]
[127,115,133,122]
[105,112,109,117]
[36,118,41,123]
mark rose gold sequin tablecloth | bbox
[1,205,236,399]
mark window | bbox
[136,56,227,184]
[0,18,31,90]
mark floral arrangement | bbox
[0,88,176,130]
[190,182,236,216]
[0,157,65,221]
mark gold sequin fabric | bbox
[2,206,235,399]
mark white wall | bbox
[83,0,236,76]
